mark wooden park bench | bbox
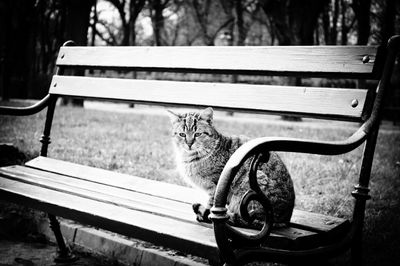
[0,36,399,265]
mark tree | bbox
[105,0,146,46]
[1,0,37,100]
[64,0,95,46]
[322,0,339,44]
[351,0,371,44]
[186,0,234,45]
[150,0,170,45]
[378,0,397,44]
[260,0,329,45]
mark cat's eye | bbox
[178,133,186,137]
[194,132,202,137]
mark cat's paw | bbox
[192,203,211,223]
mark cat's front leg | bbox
[192,203,211,223]
[192,180,217,223]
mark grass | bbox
[1,102,399,265]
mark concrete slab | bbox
[39,218,210,266]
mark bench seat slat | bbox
[0,166,316,255]
[25,157,350,234]
[50,76,368,121]
[56,46,379,78]
[0,174,220,260]
[0,159,351,257]
[0,165,197,223]
[25,156,208,205]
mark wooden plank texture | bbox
[56,46,379,78]
[0,165,197,223]
[0,175,220,260]
[0,159,351,255]
[25,156,209,205]
[0,166,315,255]
[49,75,368,121]
[24,157,349,234]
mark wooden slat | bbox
[0,165,332,251]
[0,176,220,260]
[0,166,318,253]
[289,209,350,234]
[0,160,351,254]
[25,157,349,234]
[25,156,209,205]
[0,165,197,223]
[49,75,368,121]
[56,46,380,78]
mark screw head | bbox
[351,99,359,108]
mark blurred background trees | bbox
[0,0,399,119]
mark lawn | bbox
[1,102,399,265]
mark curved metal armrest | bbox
[212,126,368,212]
[209,126,368,263]
[0,94,50,116]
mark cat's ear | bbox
[166,109,181,123]
[200,107,213,124]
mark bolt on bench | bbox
[0,36,399,265]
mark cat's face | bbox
[168,107,217,154]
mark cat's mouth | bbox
[184,148,198,156]
[185,147,195,153]
[183,145,195,151]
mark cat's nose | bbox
[186,138,194,149]
[187,141,194,149]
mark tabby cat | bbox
[168,107,295,228]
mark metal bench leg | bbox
[48,214,77,262]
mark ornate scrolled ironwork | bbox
[236,153,274,239]
[210,150,275,265]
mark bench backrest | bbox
[49,45,383,122]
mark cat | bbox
[168,107,295,229]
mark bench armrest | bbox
[0,94,50,116]
[214,126,368,208]
[209,126,368,256]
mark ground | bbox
[0,239,120,266]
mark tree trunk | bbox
[234,0,246,46]
[340,0,349,45]
[0,0,10,100]
[151,0,167,46]
[64,0,94,45]
[90,2,97,46]
[0,0,36,100]
[330,0,339,44]
[380,0,396,44]
[260,0,329,45]
[352,0,371,45]
[129,0,146,46]
[322,3,331,44]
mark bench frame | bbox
[1,36,399,265]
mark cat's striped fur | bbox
[168,107,295,228]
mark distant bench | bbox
[0,36,399,265]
